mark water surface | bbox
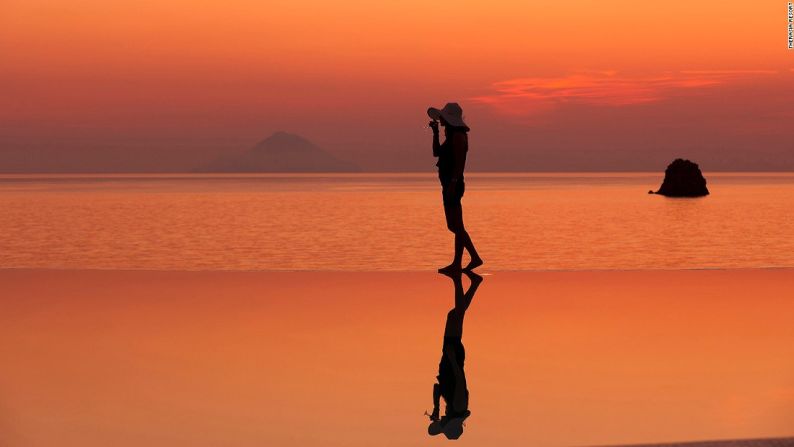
[1,173,792,271]
[2,269,792,446]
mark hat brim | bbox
[427,107,467,128]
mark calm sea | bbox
[1,173,793,271]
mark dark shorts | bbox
[441,180,465,206]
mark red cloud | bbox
[471,70,778,117]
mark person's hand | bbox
[428,120,439,133]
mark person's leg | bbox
[462,270,482,308]
[439,202,464,272]
[461,240,482,270]
[452,182,483,270]
[457,205,482,270]
[453,232,465,266]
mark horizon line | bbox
[2,170,794,176]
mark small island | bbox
[649,158,709,197]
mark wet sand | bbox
[1,269,793,446]
[603,437,794,447]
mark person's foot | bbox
[438,263,462,274]
[463,257,483,271]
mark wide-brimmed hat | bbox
[427,102,468,128]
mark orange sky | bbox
[1,0,793,171]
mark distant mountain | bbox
[197,131,360,172]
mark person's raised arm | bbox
[430,121,441,157]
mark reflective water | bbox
[2,269,792,446]
[1,173,793,271]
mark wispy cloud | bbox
[471,70,778,117]
[679,70,779,75]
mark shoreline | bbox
[3,171,794,177]
[600,437,794,447]
[2,265,794,273]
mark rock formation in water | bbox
[197,131,360,172]
[651,158,709,197]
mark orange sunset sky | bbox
[1,0,793,171]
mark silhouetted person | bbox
[427,269,483,440]
[428,103,483,273]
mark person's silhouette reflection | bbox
[427,269,483,440]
